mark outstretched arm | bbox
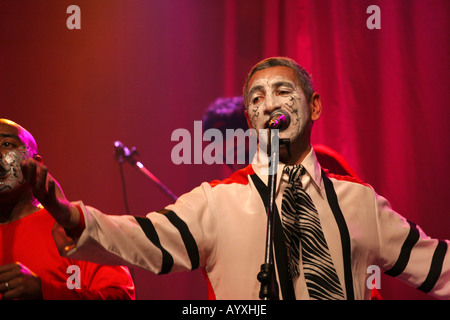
[22,156,218,283]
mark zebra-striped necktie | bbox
[281,165,345,300]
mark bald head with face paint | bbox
[0,119,43,222]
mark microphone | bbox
[114,140,138,164]
[267,109,291,131]
[113,140,179,201]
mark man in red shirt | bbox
[0,118,135,299]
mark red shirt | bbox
[0,208,135,299]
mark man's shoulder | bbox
[208,165,254,188]
[323,168,370,187]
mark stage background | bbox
[1,0,448,300]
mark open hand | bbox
[21,158,79,229]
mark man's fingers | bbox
[22,159,52,203]
[36,165,48,193]
[25,159,37,188]
[2,285,22,300]
[0,263,16,275]
[0,275,20,293]
[0,267,19,284]
[0,270,15,283]
[47,178,56,201]
[21,160,28,179]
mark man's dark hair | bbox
[243,57,314,107]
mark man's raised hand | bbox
[21,158,79,230]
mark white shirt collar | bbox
[300,148,325,198]
[251,147,325,198]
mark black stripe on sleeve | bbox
[418,240,448,293]
[384,220,420,277]
[134,216,174,274]
[160,210,200,270]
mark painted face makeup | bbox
[246,66,311,143]
[0,146,30,193]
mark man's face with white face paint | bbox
[0,122,33,194]
[245,66,313,145]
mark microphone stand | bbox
[257,128,280,300]
[114,141,178,202]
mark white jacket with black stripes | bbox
[56,149,449,300]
